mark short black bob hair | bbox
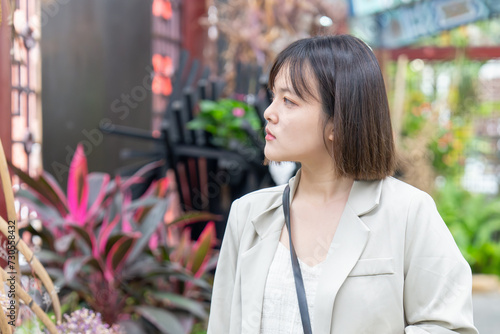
[268,34,395,181]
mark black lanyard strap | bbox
[283,185,313,334]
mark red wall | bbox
[181,0,207,61]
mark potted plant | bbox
[187,98,263,150]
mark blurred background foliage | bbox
[390,22,500,277]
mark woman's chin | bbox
[264,147,278,161]
[264,149,289,163]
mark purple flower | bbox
[232,107,245,118]
[56,308,124,334]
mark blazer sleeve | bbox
[207,199,241,334]
[403,191,478,334]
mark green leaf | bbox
[199,100,218,112]
[150,292,207,319]
[135,306,185,334]
[205,124,217,134]
[212,109,225,121]
[186,119,209,130]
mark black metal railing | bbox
[101,50,274,238]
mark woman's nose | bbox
[263,103,278,123]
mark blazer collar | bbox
[251,168,383,238]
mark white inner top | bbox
[260,242,329,334]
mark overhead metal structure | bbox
[349,0,500,49]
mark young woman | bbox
[208,35,477,334]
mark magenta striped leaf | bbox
[67,144,89,225]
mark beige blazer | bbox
[208,169,477,333]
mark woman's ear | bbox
[324,117,334,142]
[327,123,334,142]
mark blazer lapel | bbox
[313,178,383,333]
[239,202,284,333]
[312,203,370,333]
[238,171,303,333]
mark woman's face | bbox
[263,69,334,164]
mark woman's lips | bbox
[265,128,276,141]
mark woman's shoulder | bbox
[237,183,287,203]
[232,184,287,214]
[381,176,437,208]
[383,176,426,194]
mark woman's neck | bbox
[295,163,354,206]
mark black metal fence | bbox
[102,51,275,239]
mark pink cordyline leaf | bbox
[114,175,122,189]
[9,162,68,215]
[188,221,216,278]
[121,191,133,233]
[120,160,164,190]
[151,216,167,250]
[132,177,169,223]
[171,228,191,265]
[97,212,121,257]
[148,232,159,251]
[15,196,60,223]
[136,176,170,206]
[180,228,192,265]
[88,226,98,259]
[86,173,111,220]
[138,179,158,200]
[63,255,92,283]
[155,177,170,197]
[68,224,94,250]
[67,144,89,225]
[166,227,177,248]
[95,257,113,284]
[104,234,140,284]
[40,171,69,213]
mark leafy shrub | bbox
[11,144,220,333]
[434,181,500,276]
[187,98,262,149]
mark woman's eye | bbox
[283,97,296,106]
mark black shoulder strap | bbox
[283,185,313,334]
